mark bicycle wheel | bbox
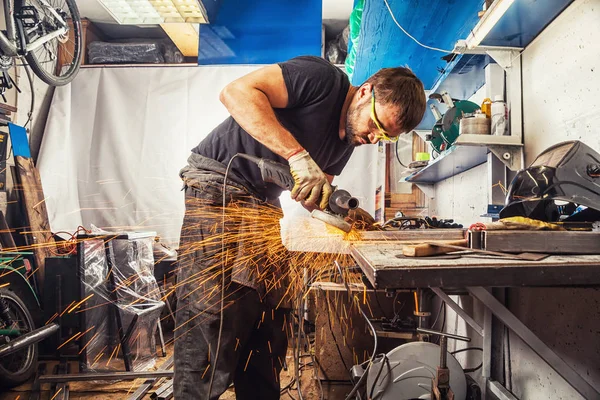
[17,0,82,86]
[0,288,37,387]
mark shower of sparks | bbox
[1,191,384,384]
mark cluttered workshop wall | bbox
[37,65,378,247]
[509,1,600,398]
[522,0,600,161]
[432,2,600,399]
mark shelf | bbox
[416,53,492,130]
[455,134,522,146]
[415,0,573,130]
[480,0,574,48]
[404,135,523,184]
[405,145,488,184]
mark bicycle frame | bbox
[0,0,68,57]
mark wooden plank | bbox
[402,239,468,257]
[0,211,16,249]
[0,103,17,113]
[359,229,465,241]
[14,156,55,291]
[161,23,199,57]
[350,242,600,289]
[484,231,600,254]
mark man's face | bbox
[343,88,403,147]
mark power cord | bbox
[450,347,483,373]
[207,154,240,399]
[394,139,408,168]
[382,0,454,53]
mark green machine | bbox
[426,92,480,154]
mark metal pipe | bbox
[0,33,18,57]
[431,287,484,336]
[40,370,174,383]
[0,324,59,358]
[416,327,471,342]
[439,336,448,368]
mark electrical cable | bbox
[368,354,390,400]
[430,301,444,329]
[295,291,305,400]
[450,347,483,373]
[207,154,240,399]
[382,0,454,54]
[450,347,483,355]
[394,139,408,168]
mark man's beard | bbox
[343,106,363,146]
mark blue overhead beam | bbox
[198,0,322,65]
[350,0,482,87]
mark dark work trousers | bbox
[174,184,289,400]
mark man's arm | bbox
[220,64,333,209]
[219,64,302,160]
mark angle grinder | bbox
[236,153,359,233]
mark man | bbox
[175,56,426,399]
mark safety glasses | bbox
[371,89,399,143]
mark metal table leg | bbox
[104,240,134,371]
[468,286,600,400]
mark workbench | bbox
[348,237,600,400]
[351,242,600,289]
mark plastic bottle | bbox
[491,95,508,136]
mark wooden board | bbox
[483,231,600,254]
[359,229,465,241]
[161,23,199,57]
[402,239,468,257]
[350,242,600,289]
[14,156,55,291]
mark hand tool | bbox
[236,153,359,232]
[403,240,548,261]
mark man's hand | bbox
[288,150,333,210]
[345,207,378,231]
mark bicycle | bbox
[0,0,82,98]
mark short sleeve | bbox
[323,147,354,176]
[278,56,340,109]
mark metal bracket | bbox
[468,287,600,400]
[414,183,435,199]
[487,145,523,170]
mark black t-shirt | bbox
[192,56,354,200]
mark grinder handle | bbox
[258,158,295,191]
[236,153,295,191]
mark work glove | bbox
[345,207,378,231]
[288,150,333,210]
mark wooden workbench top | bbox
[350,241,600,289]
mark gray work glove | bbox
[288,150,333,210]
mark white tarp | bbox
[38,66,378,247]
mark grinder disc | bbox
[311,210,352,233]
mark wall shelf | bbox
[404,135,523,187]
[405,145,488,185]
[414,0,574,130]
